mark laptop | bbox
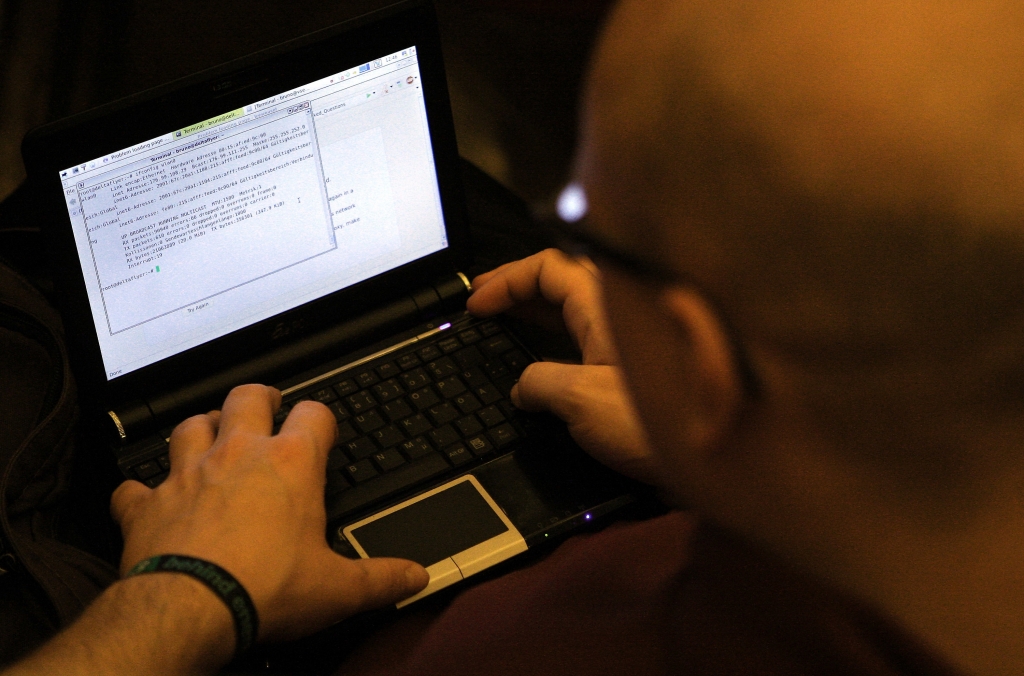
[21,0,634,607]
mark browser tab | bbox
[175,108,245,140]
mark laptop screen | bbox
[58,46,447,381]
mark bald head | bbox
[579,0,1024,484]
[584,0,1024,217]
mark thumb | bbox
[512,361,590,423]
[110,479,150,526]
[512,362,658,484]
[323,554,429,616]
[267,553,429,639]
[255,553,428,640]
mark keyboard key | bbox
[465,434,494,457]
[397,353,421,370]
[134,460,161,480]
[481,335,514,357]
[372,425,405,449]
[356,370,379,388]
[346,437,377,460]
[344,459,378,484]
[336,422,358,444]
[444,443,473,467]
[157,455,171,471]
[478,405,506,428]
[273,405,290,426]
[409,386,440,411]
[327,446,350,470]
[499,400,518,419]
[453,345,485,369]
[478,321,502,336]
[328,401,350,421]
[458,328,482,344]
[484,361,509,380]
[333,379,359,397]
[426,402,460,427]
[427,357,459,379]
[488,423,519,448]
[382,398,413,422]
[144,473,168,488]
[494,377,517,397]
[418,344,442,361]
[399,413,432,437]
[435,375,466,398]
[353,411,385,434]
[438,337,462,353]
[400,367,431,390]
[372,378,404,403]
[503,349,530,375]
[311,387,337,404]
[514,411,541,436]
[346,391,376,413]
[429,424,460,449]
[455,415,483,438]
[400,436,434,459]
[453,393,482,414]
[376,362,400,379]
[474,384,502,405]
[460,367,489,388]
[326,454,450,520]
[372,448,406,472]
[325,470,350,496]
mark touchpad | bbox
[343,475,528,606]
[348,479,509,566]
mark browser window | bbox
[59,47,448,380]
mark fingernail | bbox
[406,565,429,589]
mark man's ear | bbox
[659,286,745,452]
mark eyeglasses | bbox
[539,183,762,399]
[541,182,690,286]
[543,213,687,287]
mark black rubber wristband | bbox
[125,555,259,657]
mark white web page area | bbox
[63,53,448,379]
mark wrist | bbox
[125,555,258,657]
[107,573,237,671]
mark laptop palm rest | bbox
[342,475,527,607]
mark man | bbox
[5,0,1023,673]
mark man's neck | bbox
[855,478,1024,676]
[708,417,1024,676]
[712,438,1024,676]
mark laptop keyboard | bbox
[125,319,534,522]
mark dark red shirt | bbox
[337,512,964,676]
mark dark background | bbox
[0,0,614,208]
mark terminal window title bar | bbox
[60,45,417,179]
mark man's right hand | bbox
[467,249,659,484]
[111,385,428,643]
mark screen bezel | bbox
[22,0,470,412]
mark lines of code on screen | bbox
[76,106,335,335]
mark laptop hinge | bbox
[108,273,471,444]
